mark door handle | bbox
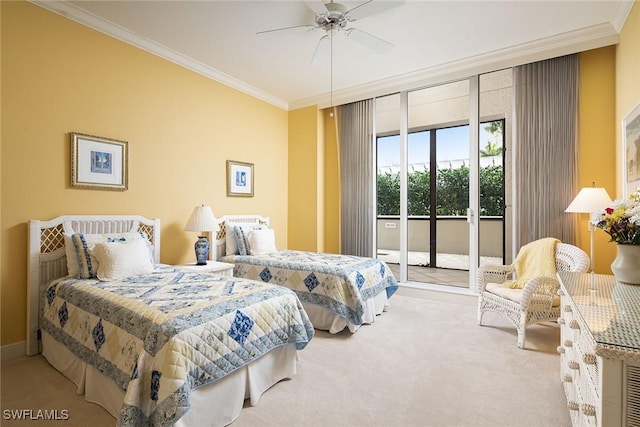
[467,208,474,224]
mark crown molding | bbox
[611,0,635,33]
[291,21,620,110]
[30,1,624,112]
[29,0,289,110]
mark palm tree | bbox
[481,121,504,157]
[480,140,503,157]
[484,121,503,136]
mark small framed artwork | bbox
[623,101,640,197]
[71,132,128,191]
[226,160,254,197]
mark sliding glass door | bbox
[406,81,471,286]
[375,69,511,288]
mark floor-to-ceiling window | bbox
[375,93,402,276]
[375,69,512,288]
[479,70,512,267]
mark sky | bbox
[377,124,497,168]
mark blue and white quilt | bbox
[40,265,314,426]
[220,250,399,326]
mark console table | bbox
[557,271,640,426]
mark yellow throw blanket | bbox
[504,237,560,289]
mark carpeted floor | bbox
[1,293,570,427]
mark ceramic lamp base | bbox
[194,236,210,265]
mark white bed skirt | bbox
[41,332,297,426]
[303,290,390,333]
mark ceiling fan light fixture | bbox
[315,2,349,31]
[258,0,403,75]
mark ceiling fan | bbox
[257,0,405,64]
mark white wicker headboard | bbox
[26,215,161,356]
[214,215,270,260]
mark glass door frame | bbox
[387,77,481,290]
[468,76,480,292]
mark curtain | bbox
[337,99,374,257]
[513,54,579,249]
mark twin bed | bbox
[27,214,398,426]
[215,215,399,334]
[27,215,313,426]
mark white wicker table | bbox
[557,271,640,427]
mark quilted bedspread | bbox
[220,250,399,325]
[40,265,314,426]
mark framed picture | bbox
[226,160,254,197]
[623,101,640,197]
[71,132,128,191]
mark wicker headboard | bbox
[213,215,270,260]
[26,215,161,356]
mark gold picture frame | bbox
[226,160,254,197]
[623,101,640,197]
[71,132,128,191]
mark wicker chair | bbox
[477,242,590,349]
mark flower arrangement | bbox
[591,188,640,245]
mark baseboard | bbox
[1,341,26,362]
[397,283,478,306]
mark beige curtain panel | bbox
[338,99,375,257]
[513,54,580,249]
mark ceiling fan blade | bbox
[345,0,405,20]
[305,0,329,15]
[345,28,393,53]
[256,24,316,36]
[311,34,330,65]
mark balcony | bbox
[376,216,504,287]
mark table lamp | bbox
[565,184,612,273]
[184,204,219,265]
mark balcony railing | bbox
[376,215,504,264]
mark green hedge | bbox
[377,165,504,216]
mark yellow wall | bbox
[1,1,288,346]
[323,109,340,253]
[0,0,4,342]
[617,2,640,196]
[316,109,326,253]
[578,46,617,274]
[287,106,319,251]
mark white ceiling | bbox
[32,0,634,110]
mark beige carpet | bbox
[1,293,570,427]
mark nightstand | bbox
[178,260,234,277]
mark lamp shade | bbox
[184,205,218,233]
[565,187,612,213]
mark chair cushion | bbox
[485,282,560,307]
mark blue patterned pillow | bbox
[233,226,251,256]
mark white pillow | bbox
[249,228,277,255]
[89,239,154,281]
[71,232,147,279]
[226,222,268,255]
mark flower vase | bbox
[611,244,640,285]
[194,236,210,265]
